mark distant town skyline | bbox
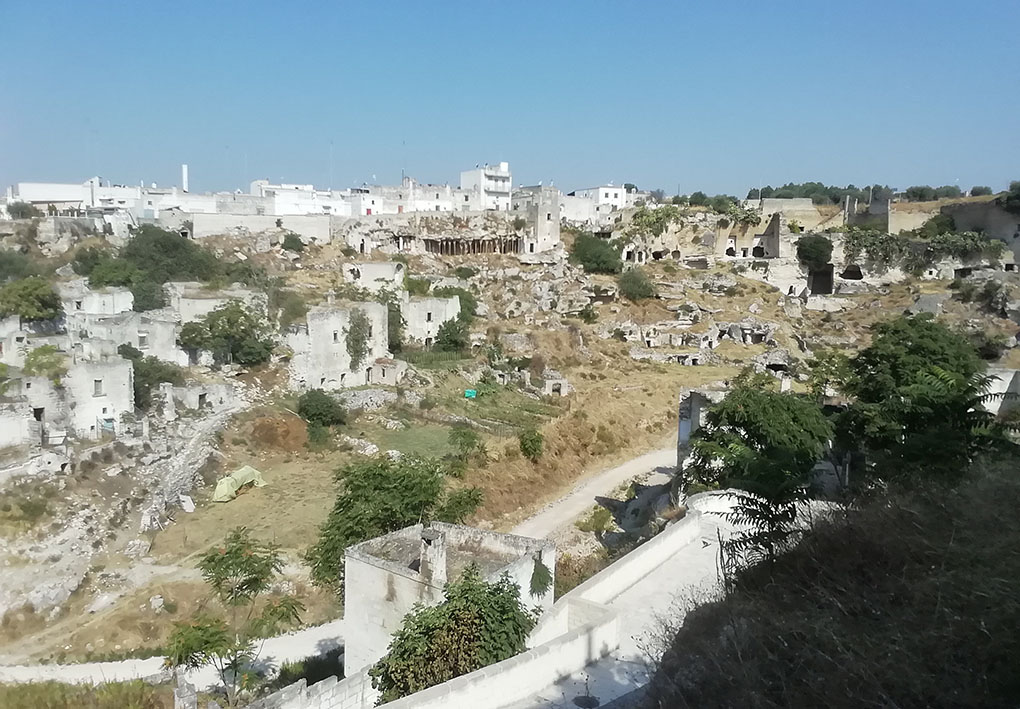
[2,1,1017,197]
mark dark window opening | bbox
[725,247,736,256]
[198,393,207,408]
[33,407,44,421]
[808,264,835,295]
[752,245,765,257]
[840,264,864,280]
[954,267,973,279]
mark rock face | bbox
[338,388,399,412]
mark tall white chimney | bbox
[182,164,189,193]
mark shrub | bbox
[512,216,527,232]
[453,266,477,280]
[795,235,833,271]
[618,268,657,302]
[970,185,993,197]
[281,232,305,252]
[23,345,67,385]
[6,202,42,219]
[569,234,622,274]
[118,344,185,410]
[435,318,469,352]
[0,250,39,283]
[177,301,274,366]
[405,275,431,296]
[297,389,347,427]
[0,276,61,320]
[518,428,543,462]
[345,308,371,369]
[369,566,537,702]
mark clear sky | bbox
[3,1,1018,197]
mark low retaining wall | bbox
[564,510,703,605]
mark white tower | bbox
[181,164,189,193]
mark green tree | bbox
[568,233,622,274]
[435,318,469,352]
[687,386,833,566]
[970,185,993,196]
[688,191,709,207]
[306,456,482,590]
[795,235,833,271]
[840,315,989,481]
[117,344,185,410]
[518,428,544,462]
[130,280,167,311]
[120,224,220,284]
[618,268,657,302]
[297,389,347,427]
[164,528,304,707]
[0,276,61,321]
[6,202,42,219]
[905,185,938,202]
[178,301,274,366]
[369,565,538,703]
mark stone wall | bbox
[192,213,330,242]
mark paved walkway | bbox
[506,501,732,709]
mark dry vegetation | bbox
[644,455,1020,709]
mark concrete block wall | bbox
[245,669,376,709]
[564,511,703,605]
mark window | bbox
[25,382,30,390]
[138,333,149,348]
[614,192,619,199]
[426,312,433,322]
[464,195,469,202]
[546,213,551,221]
[75,300,83,310]
[333,330,339,343]
[604,192,609,199]
[320,377,326,386]
[93,379,104,397]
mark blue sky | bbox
[2,1,1018,196]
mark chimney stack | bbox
[419,527,447,587]
[182,164,189,193]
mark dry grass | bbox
[0,680,171,709]
[645,454,1020,709]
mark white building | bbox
[460,162,512,211]
[64,356,134,440]
[163,282,265,324]
[570,184,627,212]
[58,280,134,317]
[511,185,561,254]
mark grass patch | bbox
[0,680,171,709]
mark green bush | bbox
[369,565,537,702]
[306,456,482,589]
[569,234,622,274]
[0,250,39,283]
[0,276,61,320]
[281,232,305,252]
[118,344,186,410]
[970,185,993,197]
[297,389,347,427]
[618,268,657,302]
[405,275,431,296]
[435,318,469,352]
[453,266,477,279]
[177,301,274,365]
[795,235,833,270]
[519,428,543,462]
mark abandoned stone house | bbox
[163,281,265,324]
[58,279,134,316]
[286,302,404,391]
[343,522,556,676]
[342,261,405,294]
[1,350,134,445]
[67,309,186,366]
[401,294,461,346]
[510,185,562,254]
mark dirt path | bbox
[511,443,677,539]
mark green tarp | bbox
[212,465,267,502]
